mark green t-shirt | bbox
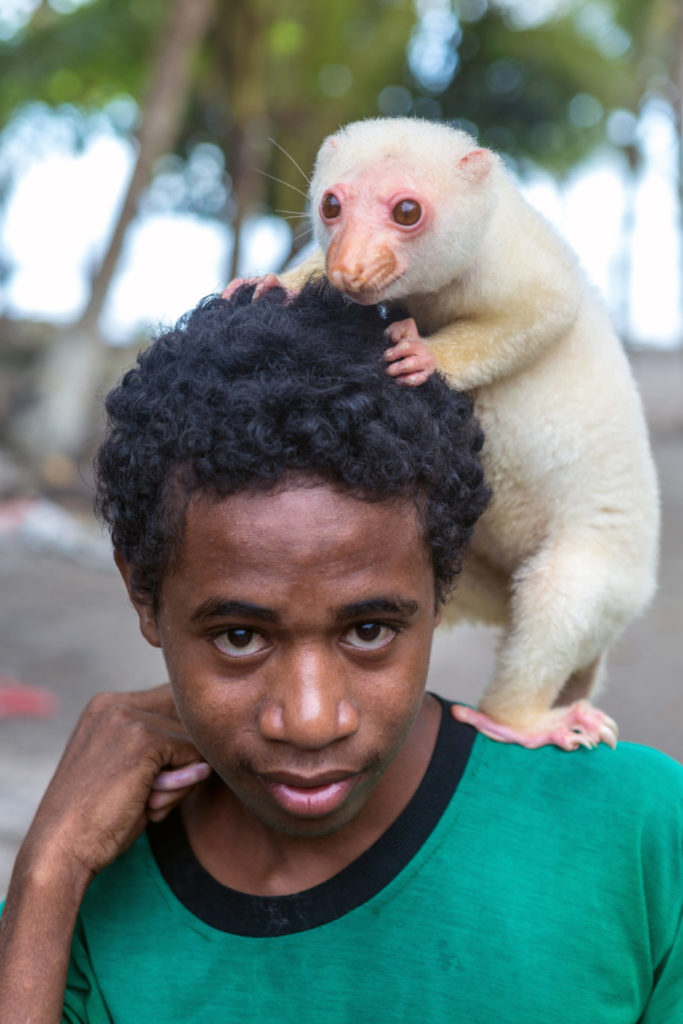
[42,701,683,1021]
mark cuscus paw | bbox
[221,273,295,303]
[451,699,618,752]
[384,318,436,386]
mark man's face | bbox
[133,480,439,838]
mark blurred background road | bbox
[1,348,680,898]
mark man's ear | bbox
[113,549,161,648]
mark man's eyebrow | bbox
[190,599,279,624]
[335,597,420,623]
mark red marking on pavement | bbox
[0,674,60,719]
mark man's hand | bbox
[20,684,210,882]
[0,685,211,1023]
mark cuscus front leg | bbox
[384,317,436,386]
[451,700,618,751]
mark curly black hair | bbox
[95,280,490,609]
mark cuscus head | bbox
[309,117,502,303]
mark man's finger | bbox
[147,786,194,814]
[152,761,212,791]
[114,684,177,716]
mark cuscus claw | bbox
[600,724,619,750]
[570,700,619,750]
[395,371,433,387]
[221,273,285,302]
[253,273,284,299]
[220,277,256,300]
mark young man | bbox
[1,283,682,1022]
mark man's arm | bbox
[0,853,89,1023]
[0,686,210,1023]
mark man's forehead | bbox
[168,479,432,591]
[160,485,436,629]
[185,478,423,538]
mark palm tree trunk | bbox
[217,0,269,283]
[79,0,216,334]
[15,0,215,470]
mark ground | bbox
[1,349,681,897]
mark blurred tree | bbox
[188,0,415,275]
[408,0,681,340]
[410,2,632,170]
[4,0,215,471]
[0,0,415,279]
[0,0,415,472]
[605,0,683,332]
[82,0,216,336]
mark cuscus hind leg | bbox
[452,539,627,751]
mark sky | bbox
[0,101,681,349]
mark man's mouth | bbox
[256,770,359,817]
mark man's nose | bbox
[258,647,360,749]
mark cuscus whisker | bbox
[268,138,311,185]
[292,225,313,245]
[256,168,309,201]
[275,209,310,219]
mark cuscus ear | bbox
[313,136,340,177]
[458,148,494,182]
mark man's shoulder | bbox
[473,725,682,779]
[560,735,680,785]
[462,724,683,828]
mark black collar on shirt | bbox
[147,696,475,937]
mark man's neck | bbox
[180,694,442,896]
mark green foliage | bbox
[0,0,165,125]
[419,0,681,175]
[177,0,417,225]
[414,3,631,172]
[0,0,417,221]
[1,0,679,236]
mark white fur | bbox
[283,117,659,731]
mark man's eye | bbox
[213,628,270,658]
[341,622,397,651]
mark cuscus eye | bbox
[392,199,422,226]
[321,192,342,220]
